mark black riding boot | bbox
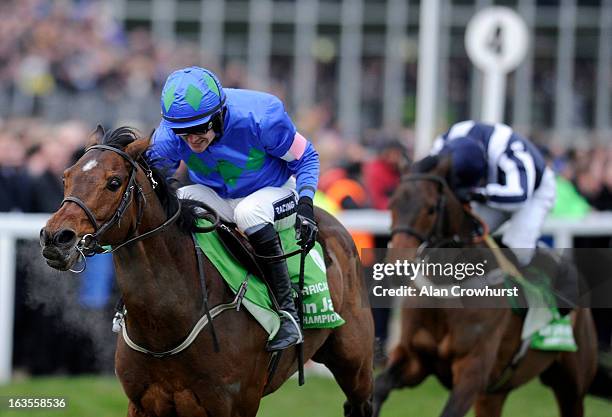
[249,224,303,351]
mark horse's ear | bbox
[411,154,439,174]
[125,136,151,160]
[86,125,105,147]
[434,154,453,180]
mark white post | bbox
[465,7,529,125]
[338,0,364,140]
[0,235,16,385]
[109,0,127,24]
[152,0,176,44]
[595,0,612,132]
[512,0,536,135]
[200,0,225,66]
[248,0,272,91]
[382,0,408,133]
[553,0,576,138]
[469,0,493,120]
[293,0,319,113]
[481,71,506,124]
[414,0,441,159]
[0,213,49,385]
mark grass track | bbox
[0,375,609,417]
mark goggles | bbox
[173,120,214,140]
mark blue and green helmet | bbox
[160,66,226,129]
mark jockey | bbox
[431,120,556,266]
[146,66,319,351]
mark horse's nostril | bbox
[40,228,50,247]
[54,229,77,246]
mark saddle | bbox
[211,220,283,311]
[214,221,265,280]
[486,236,578,315]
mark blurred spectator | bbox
[318,144,375,263]
[554,146,612,212]
[0,131,35,212]
[362,141,407,210]
[28,132,74,212]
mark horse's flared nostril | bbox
[40,228,52,247]
[54,229,78,247]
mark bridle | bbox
[60,143,227,357]
[390,174,451,249]
[390,173,488,250]
[60,144,181,269]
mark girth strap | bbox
[192,233,220,352]
[117,233,227,358]
[121,301,237,358]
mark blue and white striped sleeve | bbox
[485,143,536,209]
[430,135,446,155]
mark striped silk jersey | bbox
[431,120,546,209]
[147,88,319,200]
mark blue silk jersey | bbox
[147,89,319,199]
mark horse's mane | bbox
[102,127,207,235]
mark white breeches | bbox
[177,177,298,234]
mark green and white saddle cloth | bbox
[513,268,577,352]
[194,219,345,341]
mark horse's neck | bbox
[113,204,204,348]
[446,200,474,240]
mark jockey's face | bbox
[181,129,216,153]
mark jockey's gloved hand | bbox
[295,196,318,250]
[455,187,488,204]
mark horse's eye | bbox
[427,206,436,215]
[107,177,122,191]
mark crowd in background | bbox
[1,0,611,376]
[0,0,604,132]
[0,0,212,128]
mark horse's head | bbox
[388,155,465,255]
[40,126,152,271]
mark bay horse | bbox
[373,156,597,417]
[40,127,373,417]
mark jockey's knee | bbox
[505,244,536,267]
[233,200,271,234]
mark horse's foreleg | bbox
[127,402,148,417]
[323,342,374,417]
[318,309,374,417]
[539,309,597,417]
[373,345,427,417]
[439,354,492,417]
[474,392,508,417]
[540,359,586,417]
